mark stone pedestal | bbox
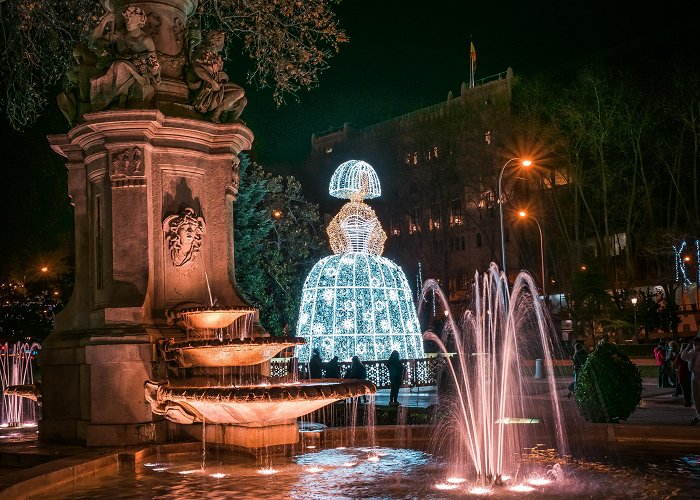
[41,110,252,446]
[182,421,300,449]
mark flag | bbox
[469,41,477,88]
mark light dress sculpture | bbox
[296,160,425,362]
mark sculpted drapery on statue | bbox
[186,31,247,123]
[90,6,161,111]
[56,44,99,125]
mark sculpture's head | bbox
[204,30,226,51]
[164,208,206,268]
[123,6,147,31]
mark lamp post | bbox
[498,158,532,278]
[631,296,638,340]
[18,266,49,290]
[517,210,545,297]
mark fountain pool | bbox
[31,439,700,499]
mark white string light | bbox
[329,160,381,200]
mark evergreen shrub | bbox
[575,341,643,423]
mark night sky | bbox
[0,0,696,273]
[241,0,696,169]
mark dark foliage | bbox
[575,341,643,423]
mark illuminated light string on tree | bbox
[416,262,423,303]
[296,160,425,362]
[673,240,692,285]
[696,240,699,286]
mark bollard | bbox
[534,358,543,379]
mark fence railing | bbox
[270,355,450,389]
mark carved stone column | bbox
[41,109,253,445]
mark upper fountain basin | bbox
[164,336,306,367]
[170,306,256,330]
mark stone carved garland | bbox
[163,208,205,268]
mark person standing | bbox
[385,350,404,406]
[654,341,668,388]
[345,356,368,402]
[675,344,693,408]
[567,342,588,398]
[680,335,700,425]
[309,348,323,379]
[667,340,680,393]
[323,355,341,378]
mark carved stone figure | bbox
[110,147,143,179]
[56,43,99,125]
[163,208,205,268]
[90,6,161,111]
[186,31,247,123]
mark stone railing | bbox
[270,355,449,389]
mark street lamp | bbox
[498,158,532,278]
[18,266,49,288]
[631,296,638,340]
[517,210,545,296]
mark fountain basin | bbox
[170,306,256,330]
[145,379,376,425]
[164,337,305,367]
[3,384,40,402]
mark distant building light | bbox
[325,147,333,154]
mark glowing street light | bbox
[498,158,532,278]
[631,296,638,340]
[517,210,545,296]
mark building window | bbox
[459,273,470,290]
[429,205,441,231]
[433,146,439,158]
[476,233,482,248]
[409,207,420,234]
[404,153,411,166]
[413,152,418,165]
[485,130,492,145]
[450,199,463,226]
[543,169,569,188]
[390,215,401,236]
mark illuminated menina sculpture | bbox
[296,160,425,362]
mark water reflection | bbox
[34,446,700,499]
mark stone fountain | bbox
[40,0,374,447]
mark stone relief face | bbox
[163,208,205,268]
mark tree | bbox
[0,0,347,129]
[234,154,326,335]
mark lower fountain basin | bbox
[164,337,306,367]
[3,384,41,402]
[145,379,376,425]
